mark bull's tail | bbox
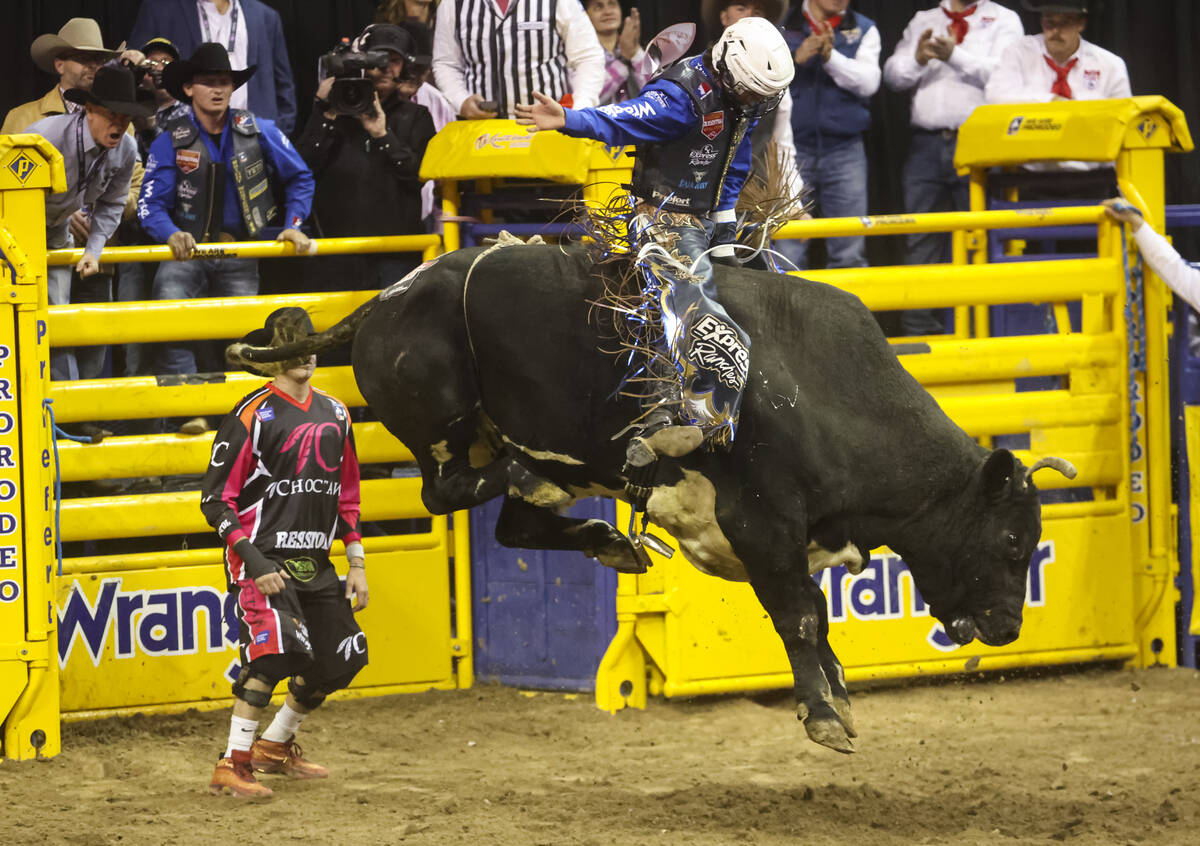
[225,296,379,372]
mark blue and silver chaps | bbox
[630,212,751,447]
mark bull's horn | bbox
[1025,457,1078,481]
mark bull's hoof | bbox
[804,717,856,754]
[590,535,652,574]
[831,698,858,739]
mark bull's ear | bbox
[981,449,1018,498]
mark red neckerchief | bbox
[1044,55,1078,99]
[803,9,843,34]
[496,0,511,14]
[942,3,978,44]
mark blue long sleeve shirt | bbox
[559,70,757,214]
[137,107,314,243]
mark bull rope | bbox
[461,230,547,378]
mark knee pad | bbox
[288,676,327,711]
[232,654,295,707]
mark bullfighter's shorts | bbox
[234,576,368,688]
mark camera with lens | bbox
[319,38,390,116]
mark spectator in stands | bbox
[986,1,1129,105]
[297,24,436,289]
[584,0,647,105]
[4,18,120,133]
[138,43,314,435]
[432,0,605,119]
[27,66,152,385]
[985,0,1129,186]
[132,38,190,160]
[780,0,881,270]
[10,20,148,404]
[377,0,435,28]
[128,0,298,134]
[2,17,146,223]
[885,1,1024,336]
[394,20,456,227]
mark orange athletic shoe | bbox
[210,749,274,798]
[250,736,329,779]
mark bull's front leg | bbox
[742,548,856,754]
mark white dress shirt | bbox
[197,0,250,112]
[1134,224,1200,314]
[984,33,1131,105]
[433,0,604,115]
[884,1,1025,130]
[800,0,882,99]
[770,90,805,207]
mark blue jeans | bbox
[46,266,112,382]
[152,258,258,376]
[900,129,969,336]
[116,261,155,376]
[46,229,112,382]
[781,137,869,270]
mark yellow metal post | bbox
[0,135,65,760]
[1120,146,1177,667]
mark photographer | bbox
[296,24,436,290]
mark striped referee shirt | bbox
[433,0,604,116]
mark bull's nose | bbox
[977,619,1021,646]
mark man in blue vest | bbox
[515,16,794,469]
[127,0,298,134]
[138,43,314,434]
[780,0,880,270]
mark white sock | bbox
[261,702,307,743]
[225,715,259,758]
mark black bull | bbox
[240,245,1076,753]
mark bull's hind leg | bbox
[494,497,651,574]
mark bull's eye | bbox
[1004,531,1022,560]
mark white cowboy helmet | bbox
[713,15,794,103]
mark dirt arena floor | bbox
[4,664,1200,846]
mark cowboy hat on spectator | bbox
[701,0,787,37]
[63,65,156,117]
[31,17,123,74]
[1021,0,1088,12]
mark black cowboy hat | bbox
[63,65,156,117]
[701,0,787,35]
[163,42,256,104]
[230,308,316,376]
[1021,0,1088,12]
